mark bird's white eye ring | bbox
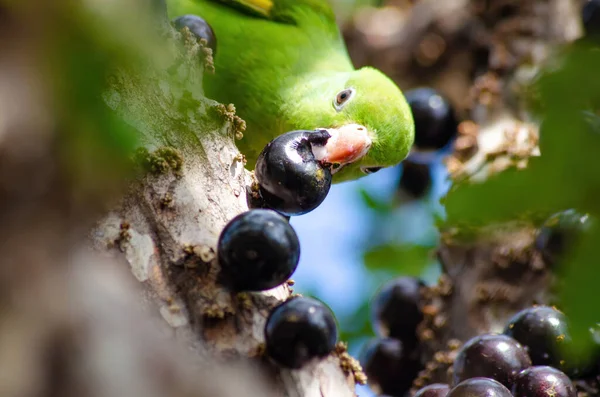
[334,88,355,111]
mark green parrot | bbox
[167,0,415,182]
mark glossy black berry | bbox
[453,334,531,388]
[398,160,432,200]
[583,0,600,38]
[535,210,591,268]
[255,130,332,216]
[371,277,424,349]
[264,296,337,369]
[360,338,421,396]
[405,88,458,152]
[173,15,217,55]
[512,366,575,397]
[217,209,300,291]
[503,306,583,376]
[448,378,512,397]
[414,383,451,397]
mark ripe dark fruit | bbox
[448,378,512,397]
[398,160,432,200]
[583,0,600,38]
[359,338,421,396]
[371,277,424,349]
[217,209,300,291]
[503,306,584,376]
[453,334,531,388]
[535,209,591,268]
[173,15,217,55]
[255,130,333,216]
[512,366,576,397]
[405,87,458,152]
[264,296,337,369]
[414,383,451,397]
[246,192,292,222]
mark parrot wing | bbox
[204,0,336,26]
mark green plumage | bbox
[168,0,415,182]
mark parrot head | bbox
[288,66,415,183]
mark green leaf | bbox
[338,299,375,345]
[358,187,394,214]
[363,243,433,276]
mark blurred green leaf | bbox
[358,188,394,214]
[14,0,178,202]
[363,243,432,276]
[338,298,375,345]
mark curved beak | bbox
[311,123,372,166]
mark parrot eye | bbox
[334,88,355,111]
[361,166,383,174]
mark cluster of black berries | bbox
[398,88,458,201]
[217,209,338,369]
[360,277,426,396]
[168,16,339,369]
[361,207,597,396]
[364,302,600,397]
[447,304,594,397]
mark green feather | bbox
[168,0,414,183]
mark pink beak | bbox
[311,124,372,166]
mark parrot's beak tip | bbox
[311,124,371,168]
